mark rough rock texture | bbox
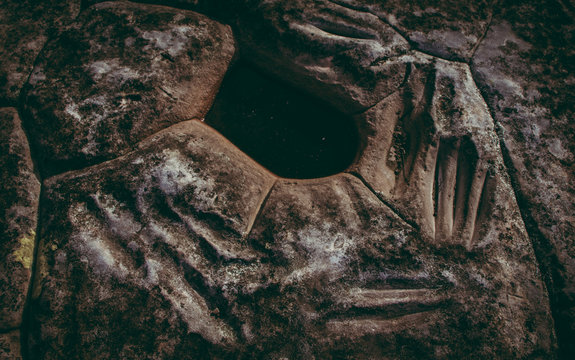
[231,0,410,114]
[248,174,552,358]
[0,0,573,358]
[363,0,493,61]
[0,0,80,104]
[28,120,275,359]
[471,0,575,357]
[22,1,235,176]
[0,108,41,331]
[0,330,21,360]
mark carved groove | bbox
[432,136,491,248]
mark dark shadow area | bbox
[204,64,359,179]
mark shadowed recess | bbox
[204,64,359,179]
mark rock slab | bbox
[22,1,235,176]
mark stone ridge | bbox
[21,1,235,176]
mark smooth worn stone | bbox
[22,1,235,176]
[0,330,21,360]
[0,108,41,331]
[247,174,553,358]
[471,0,575,356]
[232,0,410,114]
[352,53,500,241]
[0,0,80,104]
[28,120,276,359]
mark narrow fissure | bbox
[469,70,563,357]
[19,182,44,360]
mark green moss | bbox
[12,230,36,269]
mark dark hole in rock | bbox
[204,64,359,179]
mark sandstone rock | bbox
[0,330,21,360]
[363,0,492,61]
[0,0,80,104]
[0,0,572,358]
[471,0,575,356]
[352,53,500,241]
[232,0,410,114]
[247,173,553,358]
[22,1,235,176]
[28,120,275,358]
[0,108,41,331]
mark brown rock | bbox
[0,0,80,104]
[247,172,553,358]
[0,0,570,358]
[22,1,235,176]
[28,120,275,358]
[0,108,41,331]
[365,0,492,61]
[0,330,21,360]
[232,0,410,114]
[471,0,575,356]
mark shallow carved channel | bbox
[204,64,359,179]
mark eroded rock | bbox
[0,108,41,331]
[0,0,571,358]
[471,0,575,356]
[246,173,553,358]
[28,120,275,358]
[22,1,235,176]
[364,0,492,61]
[0,0,80,104]
[232,0,410,114]
[0,330,21,360]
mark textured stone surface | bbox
[22,1,235,176]
[0,0,80,104]
[364,0,493,61]
[232,0,410,114]
[28,120,275,359]
[0,0,573,358]
[0,108,41,331]
[471,0,575,356]
[0,330,21,360]
[248,174,552,358]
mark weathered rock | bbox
[363,0,492,61]
[0,330,21,360]
[352,53,501,241]
[0,0,571,358]
[232,0,410,114]
[28,120,276,359]
[0,0,80,104]
[0,108,41,331]
[471,0,575,356]
[247,173,553,358]
[22,1,235,176]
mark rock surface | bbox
[0,0,573,358]
[248,174,552,358]
[471,0,575,356]
[0,108,41,331]
[28,120,275,358]
[231,0,410,114]
[364,0,493,61]
[0,0,80,104]
[0,330,21,360]
[22,1,235,176]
